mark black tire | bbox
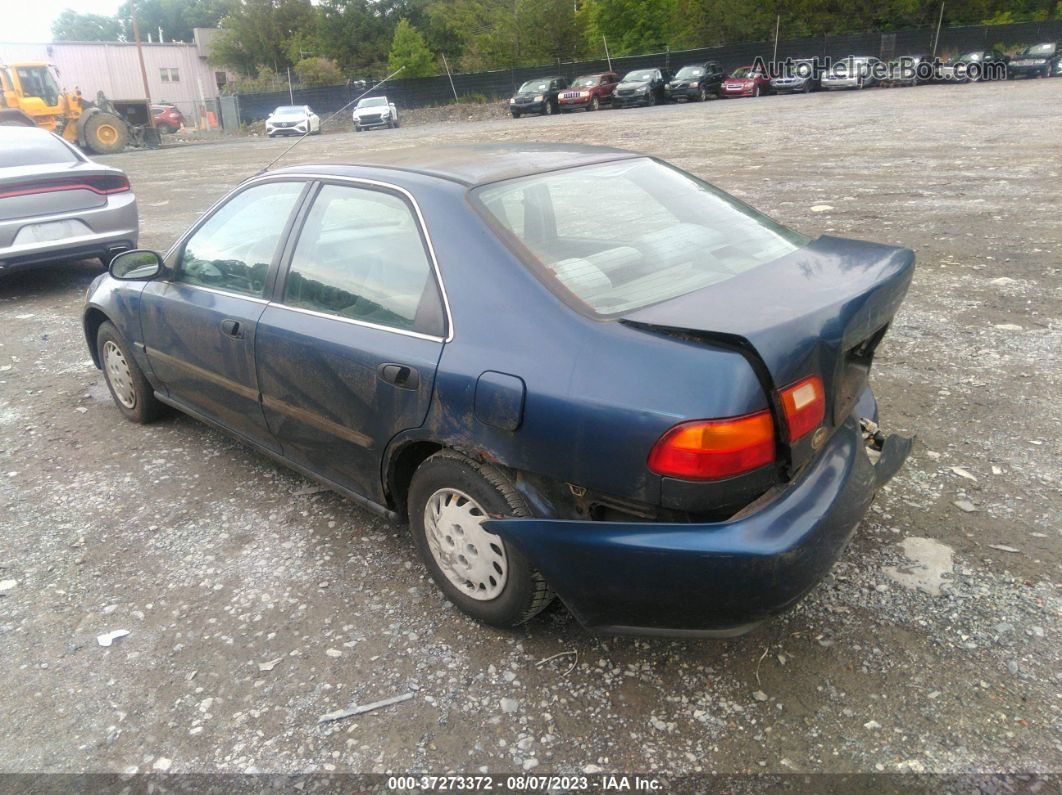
[408,451,553,628]
[589,96,600,111]
[83,112,128,155]
[97,321,165,424]
[354,125,362,132]
[646,92,657,106]
[542,100,553,116]
[802,80,812,93]
[753,85,761,97]
[699,86,708,101]
[511,111,521,119]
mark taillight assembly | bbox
[0,175,130,200]
[648,375,827,481]
[779,375,825,441]
[648,411,775,480]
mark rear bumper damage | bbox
[485,410,911,637]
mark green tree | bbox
[115,0,229,43]
[388,19,436,77]
[209,0,317,76]
[51,10,123,41]
[294,56,345,85]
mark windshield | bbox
[14,65,61,105]
[519,80,550,93]
[730,67,759,78]
[357,97,387,107]
[273,106,304,115]
[474,158,809,317]
[0,128,78,167]
[572,76,599,88]
[623,70,655,82]
[676,66,704,78]
[1022,43,1056,56]
[951,51,982,63]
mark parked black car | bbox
[510,76,570,117]
[938,49,1008,82]
[612,68,671,108]
[770,58,821,94]
[1007,42,1060,78]
[668,62,724,101]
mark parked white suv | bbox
[352,97,399,131]
[265,105,321,137]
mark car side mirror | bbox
[110,249,163,280]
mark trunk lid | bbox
[622,235,915,472]
[0,163,123,221]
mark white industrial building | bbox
[0,29,228,127]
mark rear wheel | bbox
[97,321,165,424]
[409,451,553,628]
[84,112,128,154]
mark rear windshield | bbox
[0,130,79,167]
[474,158,809,317]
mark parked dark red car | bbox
[721,66,773,98]
[152,104,185,133]
[558,72,619,112]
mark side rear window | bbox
[282,183,444,335]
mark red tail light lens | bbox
[0,175,129,200]
[648,411,775,480]
[779,376,825,441]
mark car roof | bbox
[270,143,642,188]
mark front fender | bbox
[83,274,153,377]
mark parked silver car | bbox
[821,56,885,90]
[0,126,137,274]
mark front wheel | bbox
[753,85,761,97]
[84,112,128,154]
[409,452,553,628]
[511,111,521,119]
[646,93,657,106]
[589,96,600,111]
[699,86,708,101]
[542,101,553,116]
[97,321,165,424]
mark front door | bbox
[255,181,447,502]
[140,179,307,447]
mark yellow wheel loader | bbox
[0,61,159,154]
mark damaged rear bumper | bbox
[484,412,912,637]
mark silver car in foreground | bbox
[0,126,137,274]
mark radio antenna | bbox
[258,65,406,174]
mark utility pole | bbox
[772,14,780,63]
[442,54,459,102]
[130,1,155,128]
[287,67,293,103]
[932,2,945,56]
[602,35,612,72]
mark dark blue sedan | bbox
[84,144,914,636]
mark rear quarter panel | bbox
[396,177,769,506]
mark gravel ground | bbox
[0,79,1059,777]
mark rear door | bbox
[140,179,309,448]
[255,180,447,502]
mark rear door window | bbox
[282,183,444,335]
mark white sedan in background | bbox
[265,105,321,137]
[352,97,399,131]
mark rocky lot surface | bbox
[0,79,1059,776]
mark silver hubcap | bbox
[103,340,136,409]
[424,488,507,601]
